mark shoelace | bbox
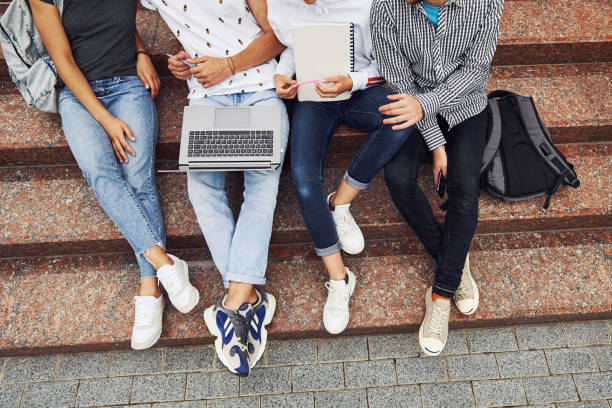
[455,278,471,299]
[229,313,250,349]
[335,209,358,236]
[429,302,450,336]
[325,281,349,312]
[134,298,156,326]
[158,267,184,297]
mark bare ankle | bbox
[143,245,173,270]
[140,277,162,297]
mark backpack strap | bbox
[54,0,65,18]
[480,98,502,174]
[488,89,519,100]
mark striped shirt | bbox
[370,0,504,150]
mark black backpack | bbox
[480,90,580,209]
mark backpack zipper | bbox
[0,23,33,69]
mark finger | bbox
[168,58,190,70]
[442,166,448,179]
[380,108,410,116]
[386,94,405,101]
[383,114,411,125]
[123,124,136,143]
[175,51,190,60]
[119,135,137,157]
[111,142,123,163]
[433,168,440,185]
[139,76,150,90]
[392,119,417,131]
[379,101,406,112]
[188,56,207,64]
[146,73,158,98]
[113,140,128,163]
[323,75,346,83]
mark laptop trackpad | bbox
[214,108,250,128]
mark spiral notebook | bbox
[292,23,355,102]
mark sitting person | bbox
[371,0,504,355]
[268,0,413,335]
[141,0,286,376]
[29,0,199,351]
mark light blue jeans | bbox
[58,76,164,278]
[187,90,289,288]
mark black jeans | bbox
[384,109,487,298]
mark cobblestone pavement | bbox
[1,320,611,408]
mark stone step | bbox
[0,227,610,356]
[0,142,609,259]
[0,62,610,167]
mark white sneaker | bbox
[454,254,479,315]
[327,192,365,255]
[131,295,164,350]
[156,254,199,314]
[418,287,451,356]
[323,268,356,334]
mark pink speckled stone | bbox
[0,229,609,355]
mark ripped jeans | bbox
[58,76,164,278]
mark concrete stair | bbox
[0,0,610,356]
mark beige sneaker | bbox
[453,254,479,315]
[418,287,451,356]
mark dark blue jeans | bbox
[291,85,413,256]
[384,109,488,298]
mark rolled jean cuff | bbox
[136,241,166,279]
[433,284,456,299]
[315,242,342,257]
[225,274,267,288]
[343,171,370,190]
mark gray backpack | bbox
[0,0,64,113]
[481,90,580,209]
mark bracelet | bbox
[136,50,150,57]
[226,57,236,75]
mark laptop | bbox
[169,105,283,172]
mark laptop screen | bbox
[214,108,251,128]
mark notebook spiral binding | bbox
[349,23,355,72]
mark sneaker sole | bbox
[171,260,200,314]
[250,294,276,368]
[340,240,365,255]
[203,305,246,377]
[131,327,162,350]
[455,275,479,316]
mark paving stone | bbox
[593,346,612,371]
[207,396,259,408]
[468,327,518,353]
[266,339,317,366]
[574,372,612,400]
[185,371,238,400]
[292,363,344,392]
[496,350,549,378]
[447,354,499,381]
[315,389,367,408]
[473,379,527,407]
[0,384,22,408]
[57,352,110,379]
[261,392,314,408]
[163,346,215,373]
[417,331,470,357]
[318,336,368,362]
[516,324,566,350]
[109,349,163,376]
[558,402,611,408]
[367,385,422,408]
[563,322,612,347]
[546,348,599,374]
[396,356,448,384]
[2,355,57,383]
[421,382,474,408]
[344,359,396,388]
[239,366,291,395]
[524,375,578,404]
[153,403,206,408]
[131,374,186,403]
[76,376,132,407]
[368,334,419,359]
[99,405,152,408]
[21,381,78,408]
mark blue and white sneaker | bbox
[247,287,276,368]
[203,297,252,377]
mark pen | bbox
[166,53,196,67]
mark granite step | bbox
[0,62,610,167]
[0,227,610,356]
[0,142,609,259]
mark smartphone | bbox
[166,53,196,67]
[436,170,446,199]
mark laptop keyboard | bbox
[187,130,274,158]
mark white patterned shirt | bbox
[371,0,504,150]
[141,0,276,98]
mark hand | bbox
[100,115,136,163]
[137,53,161,98]
[315,75,353,98]
[432,145,447,185]
[189,55,232,88]
[274,74,297,99]
[167,50,192,81]
[379,93,424,130]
